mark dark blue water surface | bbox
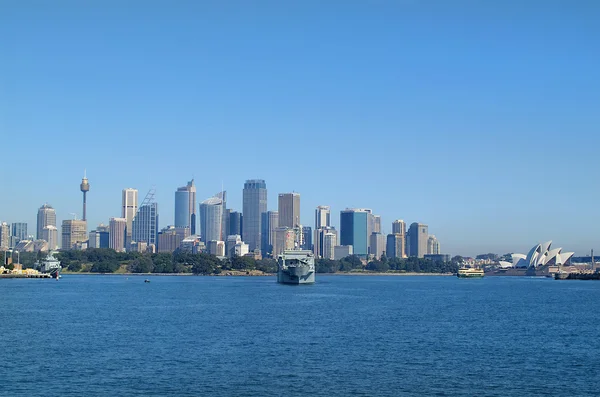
[2,275,600,396]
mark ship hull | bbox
[277,269,315,284]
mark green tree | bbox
[128,255,154,273]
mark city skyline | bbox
[1,2,599,256]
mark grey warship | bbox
[277,250,315,284]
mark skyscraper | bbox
[392,220,406,235]
[11,223,27,242]
[427,235,440,255]
[323,232,337,260]
[109,217,127,252]
[369,232,386,259]
[0,222,9,249]
[340,208,370,256]
[315,205,331,229]
[89,225,109,249]
[175,179,197,235]
[42,225,59,250]
[132,202,159,247]
[386,233,405,259]
[301,226,312,251]
[408,222,428,258]
[199,193,224,243]
[314,226,337,258]
[37,204,56,240]
[229,211,242,237]
[122,188,138,247]
[61,219,87,250]
[80,171,90,221]
[278,192,300,228]
[242,179,267,252]
[261,210,278,257]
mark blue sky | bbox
[1,1,599,256]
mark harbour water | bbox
[2,275,600,396]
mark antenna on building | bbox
[70,213,78,220]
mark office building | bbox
[334,245,353,260]
[200,193,224,243]
[315,205,331,229]
[273,227,295,257]
[242,179,267,252]
[392,219,406,235]
[314,226,337,258]
[226,235,242,257]
[61,219,87,250]
[278,192,300,228]
[11,223,27,242]
[427,235,440,255]
[369,232,386,259]
[42,225,59,250]
[207,240,225,257]
[180,235,204,254]
[0,222,9,249]
[386,233,405,259]
[323,232,337,260]
[157,226,190,253]
[132,202,159,247]
[372,215,382,234]
[109,217,127,252]
[408,222,428,258]
[122,188,138,247]
[340,208,370,256]
[301,226,312,251]
[229,211,242,238]
[261,210,278,257]
[175,179,197,235]
[37,204,56,240]
[89,225,109,249]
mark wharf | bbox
[556,272,600,280]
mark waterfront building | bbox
[242,179,267,252]
[261,210,278,257]
[369,232,386,259]
[200,194,225,243]
[334,245,353,260]
[314,226,337,258]
[278,193,300,228]
[61,219,87,250]
[42,225,59,250]
[122,188,138,247]
[407,222,428,258]
[109,217,127,252]
[386,233,405,259]
[174,179,197,235]
[207,240,225,257]
[301,226,312,251]
[340,208,370,256]
[427,235,440,255]
[315,205,331,229]
[37,204,56,240]
[132,202,159,247]
[11,223,27,242]
[0,222,9,249]
[323,232,337,260]
[229,211,242,238]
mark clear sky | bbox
[1,0,599,256]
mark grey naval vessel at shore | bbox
[277,250,315,284]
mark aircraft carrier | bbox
[277,250,315,284]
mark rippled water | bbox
[2,275,599,396]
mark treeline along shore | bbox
[49,248,460,275]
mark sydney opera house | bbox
[498,241,574,269]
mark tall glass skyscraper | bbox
[242,179,267,252]
[408,222,428,258]
[37,204,56,240]
[199,194,224,242]
[175,179,197,235]
[339,208,370,256]
[132,202,159,246]
[261,210,278,257]
[11,223,27,241]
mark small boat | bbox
[457,267,484,278]
[144,279,150,283]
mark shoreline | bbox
[60,271,453,277]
